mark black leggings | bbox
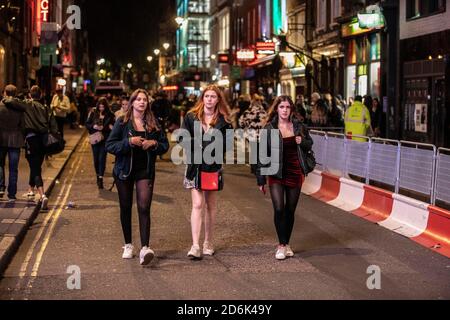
[269,184,302,246]
[25,135,45,188]
[116,178,154,247]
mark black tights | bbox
[116,179,154,247]
[269,184,302,245]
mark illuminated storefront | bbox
[342,12,384,101]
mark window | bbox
[406,0,446,20]
[316,0,326,31]
[218,13,230,51]
[331,0,341,24]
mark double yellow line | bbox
[18,139,88,282]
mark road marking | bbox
[17,139,87,281]
[29,141,86,278]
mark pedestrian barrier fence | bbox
[433,148,450,205]
[309,131,448,206]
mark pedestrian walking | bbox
[239,94,268,174]
[0,85,24,202]
[114,95,130,120]
[86,97,115,190]
[106,89,169,266]
[256,95,314,260]
[182,85,232,260]
[50,87,70,141]
[5,86,58,210]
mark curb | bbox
[0,132,86,277]
[303,170,450,258]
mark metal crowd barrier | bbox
[309,131,447,206]
[433,148,450,205]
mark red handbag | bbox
[195,169,224,191]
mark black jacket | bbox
[256,116,314,186]
[181,112,233,181]
[0,98,24,148]
[85,108,115,141]
[106,118,169,181]
[2,98,58,135]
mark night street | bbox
[0,135,449,300]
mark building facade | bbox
[399,0,450,147]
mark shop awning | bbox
[248,54,277,68]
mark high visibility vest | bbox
[345,101,371,142]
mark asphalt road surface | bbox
[0,136,449,300]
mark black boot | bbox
[97,176,104,190]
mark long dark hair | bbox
[265,95,299,125]
[95,97,110,115]
[123,89,159,132]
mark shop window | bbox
[357,37,367,64]
[370,33,381,61]
[406,0,446,20]
[346,65,356,101]
[370,62,381,98]
[347,40,357,65]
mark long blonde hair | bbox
[188,85,231,126]
[123,89,159,132]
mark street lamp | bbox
[154,49,161,56]
[127,63,133,69]
[147,56,153,63]
[163,43,170,51]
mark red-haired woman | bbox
[182,85,232,259]
[256,96,313,260]
[106,89,169,266]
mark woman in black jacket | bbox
[182,85,232,260]
[86,97,115,189]
[106,89,169,266]
[256,96,313,261]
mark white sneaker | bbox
[203,242,215,256]
[26,192,36,200]
[276,246,287,260]
[40,196,49,211]
[140,247,155,266]
[187,245,202,259]
[285,245,294,258]
[122,244,134,259]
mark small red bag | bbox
[195,170,224,191]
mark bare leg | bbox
[191,189,205,247]
[204,191,217,244]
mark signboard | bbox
[231,66,241,80]
[358,13,385,29]
[218,54,230,64]
[40,43,57,67]
[415,104,428,133]
[40,0,50,22]
[256,41,275,55]
[236,50,255,62]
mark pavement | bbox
[0,126,86,276]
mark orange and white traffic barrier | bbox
[328,178,365,212]
[352,186,394,223]
[412,206,450,258]
[302,170,323,196]
[303,170,450,258]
